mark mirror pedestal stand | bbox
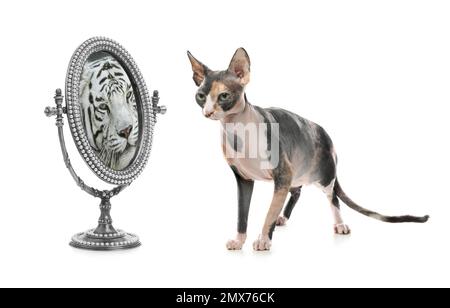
[70,195,141,250]
[45,89,143,250]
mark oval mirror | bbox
[66,37,154,185]
[45,37,165,250]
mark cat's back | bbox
[255,106,321,144]
[263,107,314,129]
[262,106,332,144]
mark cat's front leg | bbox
[226,166,254,250]
[253,155,292,251]
[253,187,290,251]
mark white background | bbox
[0,0,449,288]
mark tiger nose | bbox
[118,125,133,139]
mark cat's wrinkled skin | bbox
[188,48,429,251]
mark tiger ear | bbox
[187,51,209,87]
[228,48,250,86]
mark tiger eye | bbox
[98,103,109,111]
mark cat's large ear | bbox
[228,48,251,85]
[187,51,209,86]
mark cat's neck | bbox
[221,93,258,125]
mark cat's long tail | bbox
[334,179,429,223]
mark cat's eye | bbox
[219,92,231,101]
[196,92,206,102]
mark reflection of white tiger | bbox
[80,56,139,170]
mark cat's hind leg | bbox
[318,180,351,235]
[330,192,351,235]
[276,186,302,226]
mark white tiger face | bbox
[80,55,139,170]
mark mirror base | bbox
[70,230,141,251]
[69,195,140,251]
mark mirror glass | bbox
[79,51,139,170]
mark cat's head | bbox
[187,48,250,120]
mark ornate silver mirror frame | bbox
[45,37,166,250]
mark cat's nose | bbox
[118,125,133,139]
[204,111,214,118]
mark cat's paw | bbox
[226,233,246,250]
[334,223,351,235]
[226,239,244,250]
[253,235,272,251]
[276,216,288,226]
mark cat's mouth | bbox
[204,112,224,121]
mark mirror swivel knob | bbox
[152,90,167,115]
[157,105,167,115]
[45,106,57,117]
